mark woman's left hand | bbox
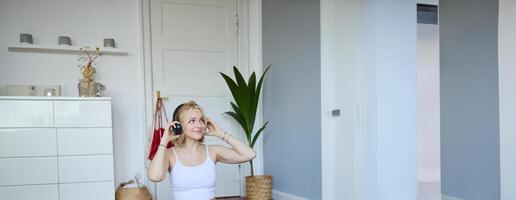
[205,118,224,138]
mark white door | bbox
[149,0,242,199]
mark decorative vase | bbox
[78,80,95,97]
[78,80,105,97]
[245,175,272,200]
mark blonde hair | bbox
[172,101,205,146]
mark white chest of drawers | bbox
[0,97,114,200]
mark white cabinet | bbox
[59,182,115,200]
[54,100,112,127]
[57,128,113,155]
[0,185,59,200]
[0,157,58,185]
[58,155,114,183]
[0,128,57,157]
[0,100,54,127]
[0,97,114,200]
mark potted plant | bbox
[219,65,272,200]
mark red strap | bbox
[154,98,169,129]
[153,98,160,129]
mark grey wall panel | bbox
[440,0,500,199]
[262,0,321,199]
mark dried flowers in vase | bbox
[76,46,106,97]
[77,46,102,82]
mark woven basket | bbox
[245,175,273,200]
[115,179,152,200]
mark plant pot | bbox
[245,175,272,200]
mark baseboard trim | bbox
[442,194,464,200]
[272,190,308,200]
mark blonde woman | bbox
[148,101,256,200]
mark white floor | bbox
[418,181,441,200]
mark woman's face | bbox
[179,108,206,140]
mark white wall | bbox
[417,24,440,183]
[499,0,516,199]
[0,0,146,185]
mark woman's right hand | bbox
[162,121,181,143]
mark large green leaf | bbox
[248,72,257,107]
[252,65,271,119]
[247,72,257,127]
[248,72,257,93]
[230,102,250,137]
[232,67,253,129]
[251,121,268,148]
[220,72,242,106]
[223,111,249,141]
[233,66,249,91]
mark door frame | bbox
[138,0,264,197]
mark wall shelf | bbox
[7,45,128,55]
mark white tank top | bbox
[170,144,216,200]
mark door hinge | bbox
[235,14,239,34]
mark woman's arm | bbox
[206,118,256,164]
[147,122,180,182]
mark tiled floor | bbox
[418,181,441,200]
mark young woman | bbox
[147,101,256,200]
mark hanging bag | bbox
[148,96,174,160]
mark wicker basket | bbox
[115,179,152,200]
[245,175,273,200]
